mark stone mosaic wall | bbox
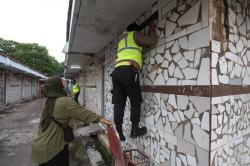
[82,0,250,165]
[210,94,250,166]
[210,0,250,165]
[102,0,212,165]
[211,0,250,86]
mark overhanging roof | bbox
[0,53,46,79]
[64,0,157,77]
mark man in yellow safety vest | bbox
[72,79,80,103]
[111,20,157,141]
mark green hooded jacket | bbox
[31,81,100,164]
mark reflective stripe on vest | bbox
[115,31,142,68]
[72,84,80,94]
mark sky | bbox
[0,0,69,62]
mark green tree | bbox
[0,37,64,76]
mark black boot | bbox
[116,126,126,141]
[130,123,147,138]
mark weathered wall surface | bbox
[102,0,211,165]
[6,73,22,104]
[5,72,39,105]
[76,0,250,165]
[210,0,250,165]
[83,62,104,116]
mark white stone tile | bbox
[177,57,189,69]
[157,68,162,74]
[165,21,177,37]
[164,132,178,145]
[186,22,202,34]
[179,36,189,50]
[177,95,189,110]
[168,112,176,122]
[202,0,209,28]
[225,52,243,65]
[161,60,169,68]
[228,42,237,54]
[170,151,176,166]
[163,70,169,81]
[212,69,219,85]
[150,57,155,64]
[228,61,233,73]
[157,18,166,29]
[173,111,181,122]
[179,154,188,166]
[176,157,181,166]
[183,122,195,144]
[218,74,229,84]
[236,13,244,26]
[192,124,209,151]
[177,139,195,156]
[189,96,210,113]
[197,58,210,85]
[219,56,227,74]
[194,49,201,68]
[184,51,195,61]
[187,155,197,166]
[201,112,209,131]
[184,103,195,119]
[171,41,180,53]
[211,97,223,104]
[168,63,175,76]
[211,115,217,129]
[165,29,187,43]
[182,80,197,85]
[182,68,198,80]
[234,64,242,77]
[168,94,177,109]
[165,41,175,49]
[148,70,157,81]
[166,78,177,85]
[211,40,221,53]
[236,39,244,53]
[174,66,184,79]
[155,54,165,64]
[178,110,185,121]
[211,130,217,141]
[164,50,172,61]
[157,45,166,54]
[189,27,209,50]
[178,1,200,26]
[191,118,201,126]
[153,73,165,85]
[173,52,183,62]
[211,52,219,68]
[169,12,179,22]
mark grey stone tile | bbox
[178,1,200,26]
[189,28,209,50]
[177,139,196,156]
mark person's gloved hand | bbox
[100,117,113,126]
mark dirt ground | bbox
[0,99,91,166]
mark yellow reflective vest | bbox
[72,83,80,94]
[115,31,143,69]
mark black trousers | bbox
[39,146,69,166]
[74,92,80,103]
[111,66,142,127]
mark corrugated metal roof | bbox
[0,53,46,79]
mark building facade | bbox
[0,52,46,106]
[65,0,250,165]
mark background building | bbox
[0,50,46,107]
